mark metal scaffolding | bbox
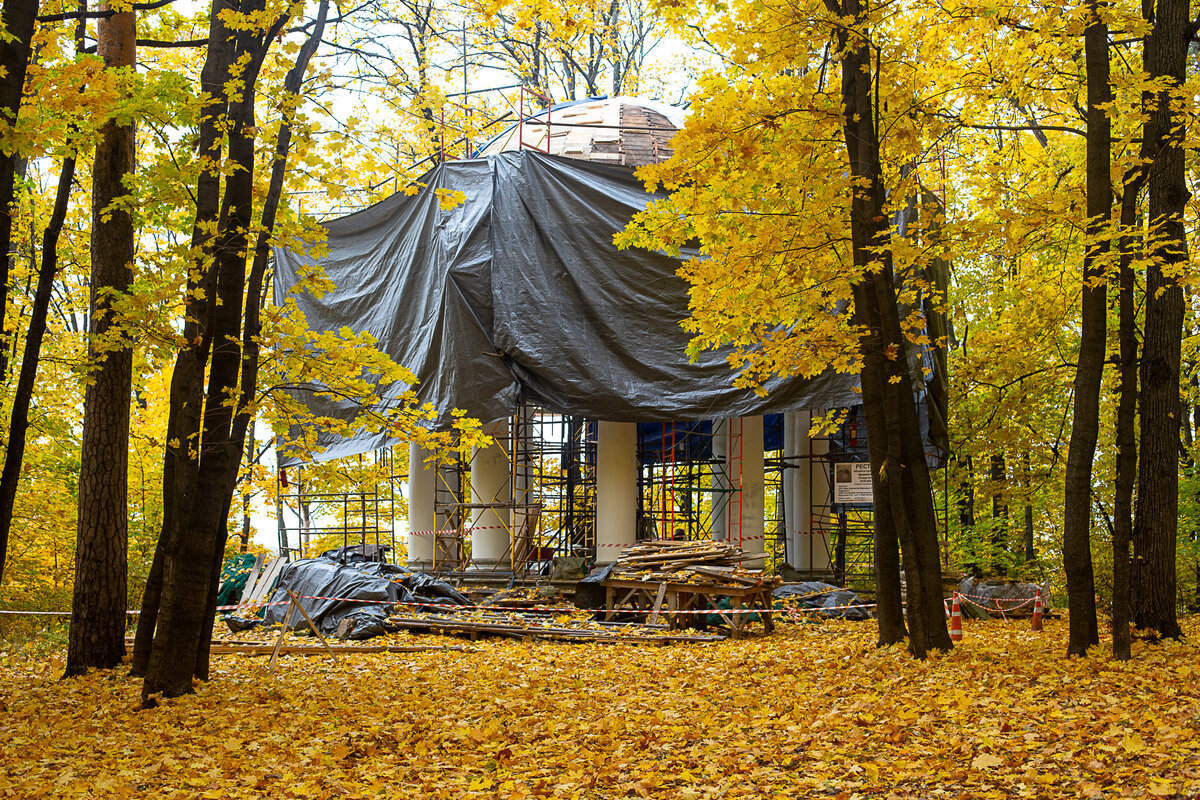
[276,449,402,562]
[273,408,880,588]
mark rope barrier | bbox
[402,530,781,545]
[958,590,1044,608]
[2,580,1050,623]
[0,596,854,618]
[226,594,785,617]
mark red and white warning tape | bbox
[0,597,841,618]
[405,525,508,537]
[958,590,1046,608]
[4,586,1052,623]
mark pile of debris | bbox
[609,540,781,588]
[774,582,871,620]
[222,551,721,647]
[482,586,567,608]
[225,553,470,640]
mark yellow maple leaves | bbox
[1,618,1199,798]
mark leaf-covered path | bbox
[1,619,1197,799]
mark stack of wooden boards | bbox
[609,540,782,589]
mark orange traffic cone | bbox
[1030,588,1044,632]
[949,592,963,642]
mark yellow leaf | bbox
[971,753,1003,770]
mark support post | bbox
[783,411,801,566]
[469,420,511,570]
[596,420,637,563]
[810,418,832,576]
[711,418,730,542]
[735,416,765,566]
[407,441,436,568]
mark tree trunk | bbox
[864,319,907,647]
[827,0,949,656]
[143,0,281,700]
[1111,77,1153,661]
[0,155,75,588]
[140,0,326,702]
[0,0,43,581]
[130,0,237,679]
[1132,0,1187,641]
[239,420,255,551]
[1061,4,1110,657]
[1022,452,1035,563]
[67,1,136,676]
[989,453,1007,574]
[1112,203,1140,660]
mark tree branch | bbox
[38,0,174,23]
[82,37,207,53]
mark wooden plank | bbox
[690,565,765,586]
[267,595,299,671]
[603,578,766,597]
[646,582,668,626]
[286,589,338,662]
[248,557,286,605]
[237,554,267,605]
[211,643,474,656]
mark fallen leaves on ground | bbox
[1,618,1198,799]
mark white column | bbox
[407,441,436,568]
[469,420,511,570]
[783,411,800,567]
[711,419,730,541]
[810,414,832,573]
[733,416,766,566]
[596,420,637,564]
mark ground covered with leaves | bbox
[1,618,1197,799]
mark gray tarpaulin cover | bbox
[273,150,860,463]
[262,556,469,638]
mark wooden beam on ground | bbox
[211,643,475,656]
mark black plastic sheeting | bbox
[261,556,469,639]
[273,150,861,464]
[774,582,871,620]
[573,562,616,612]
